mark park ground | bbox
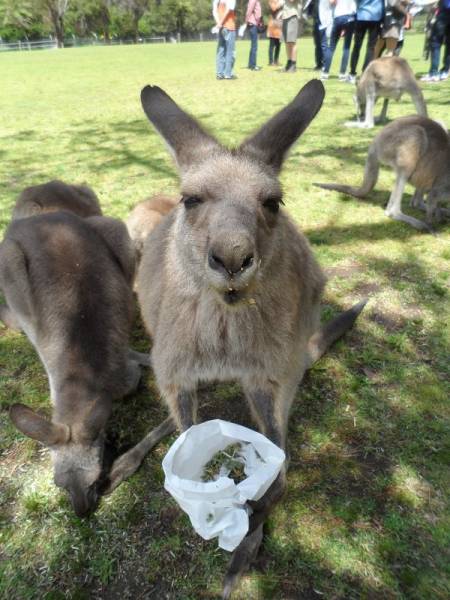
[0,34,449,599]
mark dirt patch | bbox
[325,260,363,279]
[369,311,406,333]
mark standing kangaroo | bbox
[12,180,102,220]
[137,81,366,597]
[346,56,427,129]
[1,211,173,516]
[316,116,450,231]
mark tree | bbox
[113,0,148,42]
[40,0,70,46]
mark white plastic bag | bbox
[238,24,247,38]
[162,419,285,551]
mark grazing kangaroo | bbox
[12,180,102,220]
[346,56,427,129]
[125,194,178,258]
[0,211,173,515]
[316,116,450,231]
[137,81,366,598]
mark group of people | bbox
[212,0,450,83]
[213,0,303,78]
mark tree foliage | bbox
[0,0,256,42]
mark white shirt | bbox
[334,0,356,18]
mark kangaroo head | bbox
[10,401,109,517]
[140,81,324,306]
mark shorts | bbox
[282,15,298,43]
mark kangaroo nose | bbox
[208,249,254,275]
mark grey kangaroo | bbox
[346,56,427,129]
[12,179,102,220]
[316,115,450,231]
[137,81,366,598]
[0,211,173,516]
[125,194,178,258]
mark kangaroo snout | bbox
[206,233,258,295]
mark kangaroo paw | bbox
[222,524,264,600]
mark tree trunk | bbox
[133,10,140,43]
[101,5,111,44]
[48,6,65,48]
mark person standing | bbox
[246,0,263,70]
[421,0,450,82]
[268,0,284,65]
[318,0,336,79]
[374,0,410,58]
[282,0,302,72]
[322,0,356,79]
[213,0,237,80]
[347,0,384,82]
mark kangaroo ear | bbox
[140,85,220,170]
[10,403,70,446]
[240,80,325,172]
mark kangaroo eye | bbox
[182,196,203,209]
[263,197,281,214]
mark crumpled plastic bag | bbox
[162,419,285,551]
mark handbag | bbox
[257,17,266,34]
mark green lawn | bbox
[0,34,449,600]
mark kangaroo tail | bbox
[314,146,379,199]
[411,86,428,117]
[307,299,367,368]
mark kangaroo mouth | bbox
[223,288,242,305]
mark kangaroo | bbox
[136,81,366,598]
[346,56,427,129]
[0,211,173,516]
[12,180,102,220]
[125,194,178,258]
[316,115,450,231]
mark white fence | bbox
[0,36,167,52]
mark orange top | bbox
[217,1,236,31]
[267,0,283,39]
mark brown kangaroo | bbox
[12,180,102,220]
[316,115,450,231]
[136,81,366,598]
[125,194,178,258]
[346,56,427,129]
[1,211,173,516]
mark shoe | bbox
[338,73,347,81]
[250,66,262,71]
[216,74,224,80]
[313,65,322,71]
[284,60,292,71]
[224,74,237,80]
[320,72,329,80]
[420,73,440,83]
[439,70,449,81]
[346,74,356,84]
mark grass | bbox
[0,33,449,600]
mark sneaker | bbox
[440,70,449,81]
[346,74,356,84]
[250,66,262,71]
[224,74,237,80]
[216,74,224,80]
[338,73,347,81]
[420,73,440,83]
[320,72,329,80]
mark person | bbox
[374,0,411,58]
[246,0,263,70]
[322,0,356,79]
[347,0,384,82]
[213,0,237,80]
[282,0,302,72]
[268,0,284,65]
[318,0,336,79]
[307,0,325,69]
[421,0,450,81]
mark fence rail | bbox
[0,36,167,52]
